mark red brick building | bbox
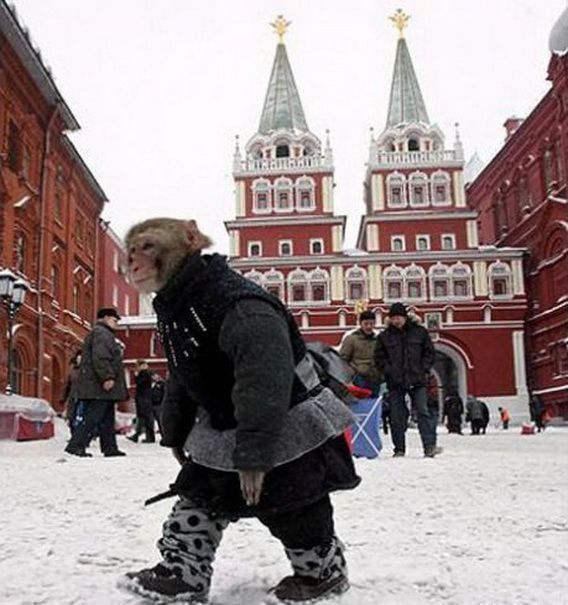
[0,1,135,408]
[121,13,534,421]
[467,9,568,418]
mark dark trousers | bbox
[134,403,155,442]
[471,419,484,435]
[389,386,437,452]
[66,400,119,454]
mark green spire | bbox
[386,35,430,128]
[258,42,309,135]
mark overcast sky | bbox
[12,0,566,252]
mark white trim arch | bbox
[435,339,471,404]
[431,170,451,206]
[345,265,368,302]
[488,261,513,299]
[450,262,473,299]
[308,267,330,304]
[288,268,309,304]
[405,264,426,301]
[409,171,430,207]
[386,172,407,208]
[296,175,316,211]
[264,268,285,300]
[429,263,451,300]
[244,269,264,287]
[383,264,404,301]
[274,177,293,212]
[251,178,272,214]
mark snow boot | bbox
[64,446,92,457]
[119,564,209,604]
[424,445,443,458]
[271,573,349,602]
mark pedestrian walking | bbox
[64,307,128,458]
[128,360,155,443]
[499,406,511,430]
[443,390,464,434]
[59,350,82,436]
[150,373,165,435]
[374,303,441,458]
[339,310,382,397]
[530,395,546,432]
[466,395,486,435]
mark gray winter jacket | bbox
[75,323,128,402]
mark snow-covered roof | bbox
[550,6,568,55]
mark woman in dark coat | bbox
[60,350,82,436]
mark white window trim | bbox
[287,269,309,306]
[488,262,514,300]
[383,265,404,302]
[252,178,272,214]
[244,269,265,286]
[345,265,368,303]
[295,175,316,213]
[274,177,293,213]
[386,172,407,208]
[415,234,431,251]
[429,263,451,301]
[248,241,263,257]
[391,235,406,252]
[279,239,294,256]
[431,170,452,206]
[309,238,325,255]
[409,171,430,207]
[441,233,456,250]
[450,263,473,300]
[404,265,427,302]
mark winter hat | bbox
[388,302,407,318]
[359,310,375,322]
[97,307,121,320]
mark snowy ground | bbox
[1,420,567,605]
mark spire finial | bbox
[271,15,291,45]
[389,9,410,39]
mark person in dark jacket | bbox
[128,360,155,443]
[443,391,464,434]
[64,307,128,457]
[530,395,546,432]
[121,218,359,604]
[60,350,82,436]
[150,372,165,435]
[374,303,440,457]
[339,310,382,396]
[466,395,486,435]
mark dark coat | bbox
[374,317,436,389]
[135,369,153,415]
[75,323,128,402]
[153,253,359,518]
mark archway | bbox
[433,341,469,406]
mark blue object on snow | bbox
[350,397,382,459]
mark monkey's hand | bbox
[102,379,115,391]
[238,470,266,506]
[172,446,187,466]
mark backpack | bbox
[301,341,358,406]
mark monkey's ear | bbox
[185,220,213,252]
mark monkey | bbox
[126,218,213,294]
[120,217,359,604]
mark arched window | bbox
[450,263,472,299]
[296,176,315,211]
[72,283,80,314]
[408,137,420,151]
[310,239,324,255]
[431,171,451,205]
[309,268,330,303]
[345,266,368,302]
[387,173,406,208]
[276,143,290,158]
[543,149,554,190]
[252,179,271,213]
[384,265,404,301]
[279,240,293,256]
[248,242,262,257]
[288,269,309,304]
[409,172,429,207]
[264,269,285,300]
[274,177,293,211]
[51,265,60,300]
[429,264,450,299]
[488,262,512,298]
[405,265,426,300]
[244,270,264,287]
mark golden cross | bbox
[389,9,410,39]
[271,15,291,44]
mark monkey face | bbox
[127,229,170,293]
[126,218,214,293]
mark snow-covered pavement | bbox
[1,420,567,605]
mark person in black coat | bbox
[374,303,440,458]
[150,373,165,435]
[443,391,464,434]
[122,219,360,605]
[128,360,155,443]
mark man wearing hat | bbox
[374,303,440,457]
[64,307,128,457]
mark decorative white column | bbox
[369,264,383,299]
[322,176,334,212]
[453,170,466,207]
[366,224,380,251]
[331,265,344,301]
[371,174,385,212]
[512,259,525,295]
[332,225,343,252]
[467,220,479,248]
[229,230,240,257]
[235,181,246,217]
[513,330,528,398]
[473,261,488,296]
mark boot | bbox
[64,446,92,458]
[119,564,208,604]
[272,573,349,602]
[127,434,139,443]
[104,450,127,457]
[424,445,443,458]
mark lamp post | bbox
[0,269,30,395]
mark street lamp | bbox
[0,269,30,395]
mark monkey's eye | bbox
[142,242,154,251]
